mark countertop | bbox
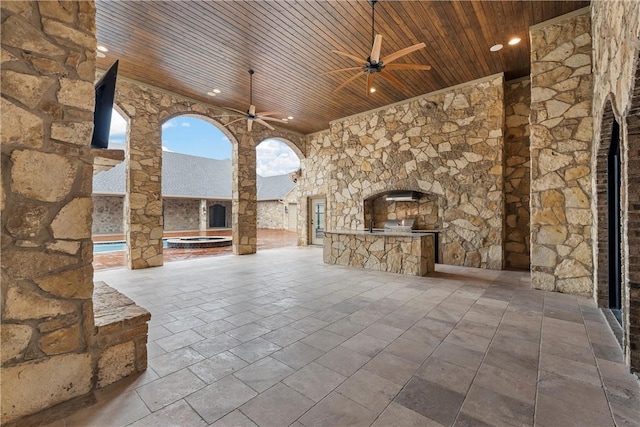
[326,229,441,238]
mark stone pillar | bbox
[1,1,96,422]
[199,199,208,234]
[124,116,163,269]
[232,134,257,254]
[529,10,594,295]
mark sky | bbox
[109,110,300,177]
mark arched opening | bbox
[92,107,129,269]
[160,115,232,235]
[255,138,301,247]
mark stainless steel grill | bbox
[384,218,416,233]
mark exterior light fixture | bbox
[96,51,106,58]
[213,89,221,94]
[508,37,521,45]
[287,116,294,120]
[490,44,503,52]
[206,91,216,96]
[370,87,376,93]
[97,45,108,52]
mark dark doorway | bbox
[209,204,226,228]
[608,119,622,324]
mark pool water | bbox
[94,239,168,253]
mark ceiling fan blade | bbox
[384,63,432,71]
[366,73,374,96]
[223,117,246,127]
[333,71,366,93]
[260,117,285,122]
[370,34,383,64]
[379,70,406,91]
[225,107,248,116]
[249,105,256,116]
[210,114,244,118]
[382,42,426,65]
[256,111,280,117]
[332,50,366,64]
[321,67,363,75]
[247,119,253,132]
[255,118,275,130]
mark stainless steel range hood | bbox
[385,191,421,202]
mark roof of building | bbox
[93,147,296,201]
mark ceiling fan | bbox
[325,0,431,95]
[220,69,281,132]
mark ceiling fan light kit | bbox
[326,0,431,95]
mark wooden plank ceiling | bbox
[95,0,589,135]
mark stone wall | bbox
[299,74,505,269]
[591,0,640,371]
[504,78,532,270]
[163,198,199,231]
[1,1,96,422]
[92,195,123,234]
[113,78,305,263]
[529,10,594,295]
[257,200,284,229]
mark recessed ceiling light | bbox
[508,37,521,46]
[287,116,294,120]
[370,87,376,93]
[206,91,216,96]
[96,51,106,58]
[97,45,108,52]
[490,44,503,52]
[213,89,221,94]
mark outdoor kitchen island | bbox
[323,230,436,276]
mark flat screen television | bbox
[91,60,119,149]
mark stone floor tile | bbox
[209,410,258,427]
[593,343,625,363]
[298,392,377,427]
[535,392,615,427]
[129,399,207,427]
[283,362,346,402]
[459,383,534,426]
[191,319,235,338]
[164,316,206,333]
[256,313,295,330]
[190,334,242,358]
[483,345,538,383]
[240,383,314,427]
[226,323,271,342]
[301,329,347,352]
[453,319,497,339]
[384,336,436,365]
[195,308,234,324]
[315,346,372,377]
[146,341,166,359]
[149,347,205,377]
[349,310,386,327]
[372,402,445,427]
[148,325,172,341]
[539,352,601,386]
[443,329,492,353]
[225,311,263,327]
[233,356,294,393]
[263,325,307,347]
[335,369,401,414]
[169,306,207,320]
[394,377,465,426]
[62,390,149,427]
[323,317,367,338]
[272,341,325,370]
[281,306,316,320]
[311,308,348,323]
[416,357,476,395]
[473,363,536,405]
[229,337,281,363]
[290,316,329,334]
[537,370,612,415]
[610,400,640,427]
[431,342,485,371]
[540,337,595,365]
[453,412,493,427]
[341,333,389,358]
[155,329,205,352]
[136,369,206,412]
[188,351,247,384]
[186,375,257,424]
[362,351,420,386]
[361,323,406,343]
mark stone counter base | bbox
[93,281,151,388]
[323,232,435,276]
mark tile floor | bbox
[50,247,639,426]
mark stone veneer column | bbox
[529,10,594,294]
[199,199,208,233]
[1,1,96,422]
[233,134,257,254]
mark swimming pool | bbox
[93,239,169,253]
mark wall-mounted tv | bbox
[91,60,119,149]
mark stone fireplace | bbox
[364,191,442,230]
